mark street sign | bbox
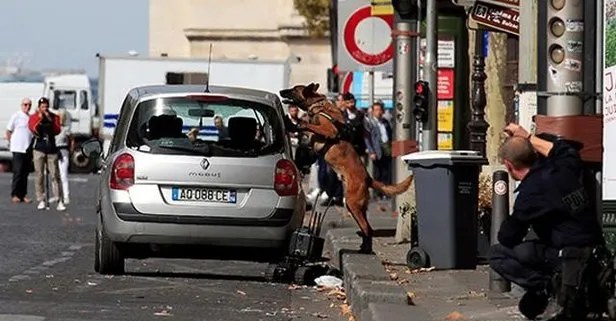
[469,1,519,36]
[341,72,353,93]
[371,0,393,15]
[476,0,519,9]
[337,0,394,72]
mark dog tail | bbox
[369,175,413,196]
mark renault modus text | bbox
[188,171,222,178]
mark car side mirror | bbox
[80,138,103,159]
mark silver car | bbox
[82,85,306,275]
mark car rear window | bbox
[125,95,284,157]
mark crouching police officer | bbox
[489,123,606,321]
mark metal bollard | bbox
[489,170,512,292]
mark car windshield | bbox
[53,90,77,110]
[125,95,284,157]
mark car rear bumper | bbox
[101,201,304,248]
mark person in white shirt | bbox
[55,109,71,205]
[5,98,34,203]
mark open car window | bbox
[125,95,284,157]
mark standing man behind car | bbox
[55,109,71,205]
[28,97,66,211]
[366,101,393,199]
[6,98,34,203]
[489,123,605,321]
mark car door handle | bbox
[71,118,80,123]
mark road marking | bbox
[8,244,84,283]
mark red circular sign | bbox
[343,6,394,66]
[341,72,353,93]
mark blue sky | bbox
[0,0,149,77]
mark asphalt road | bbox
[0,173,347,321]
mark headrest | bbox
[228,117,257,141]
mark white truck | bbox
[96,55,291,155]
[43,74,99,173]
[0,74,99,173]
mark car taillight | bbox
[109,153,135,190]
[274,159,299,196]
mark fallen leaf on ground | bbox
[397,278,409,285]
[445,311,465,320]
[327,288,346,300]
[407,266,436,274]
[311,312,328,318]
[389,272,399,280]
[25,289,33,294]
[340,303,353,317]
[154,310,173,316]
[406,292,415,305]
[236,290,247,296]
[288,284,301,290]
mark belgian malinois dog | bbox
[280,83,413,253]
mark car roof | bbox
[130,84,281,107]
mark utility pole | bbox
[468,29,489,157]
[421,0,438,151]
[368,71,375,106]
[391,0,419,243]
[538,0,584,117]
[536,0,603,223]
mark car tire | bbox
[96,219,125,275]
[94,228,101,273]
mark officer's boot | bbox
[518,289,549,320]
[547,285,586,321]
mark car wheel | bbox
[94,228,101,273]
[96,219,125,275]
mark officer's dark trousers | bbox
[489,241,560,291]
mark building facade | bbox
[149,0,332,88]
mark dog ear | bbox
[311,83,320,93]
[302,84,315,98]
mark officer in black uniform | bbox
[489,123,605,321]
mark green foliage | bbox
[293,0,330,37]
[606,21,616,68]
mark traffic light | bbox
[392,0,423,19]
[412,80,429,123]
[327,66,340,93]
[538,0,584,115]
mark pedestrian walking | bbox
[28,97,65,211]
[6,98,34,203]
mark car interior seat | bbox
[223,117,263,150]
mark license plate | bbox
[171,187,237,203]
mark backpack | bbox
[345,110,367,155]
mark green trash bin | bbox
[402,150,487,270]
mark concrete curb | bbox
[325,228,433,321]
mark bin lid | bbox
[401,150,487,167]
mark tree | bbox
[293,0,330,37]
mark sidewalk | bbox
[317,200,526,321]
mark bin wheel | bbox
[608,297,616,320]
[266,263,293,283]
[406,247,430,270]
[294,266,311,285]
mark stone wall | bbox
[149,0,332,88]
